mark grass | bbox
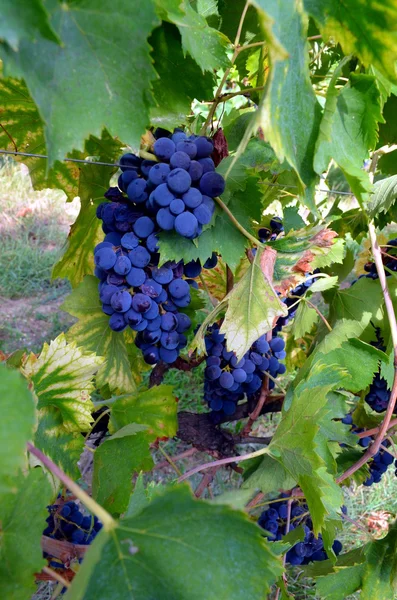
[0,158,78,354]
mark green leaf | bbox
[93,385,177,515]
[283,206,305,233]
[0,469,52,600]
[315,523,397,599]
[304,0,397,81]
[110,385,178,437]
[329,276,383,331]
[0,0,159,165]
[64,485,283,600]
[62,276,137,394]
[310,276,339,293]
[269,363,345,538]
[0,0,60,50]
[253,0,322,208]
[291,301,319,339]
[220,246,288,360]
[52,131,121,287]
[0,363,35,491]
[22,333,102,432]
[157,0,230,72]
[243,454,297,494]
[314,74,382,202]
[92,431,153,515]
[34,407,85,479]
[367,175,397,218]
[125,473,152,518]
[150,23,215,128]
[0,76,80,199]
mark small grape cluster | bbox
[118,128,224,239]
[364,372,391,413]
[43,501,102,569]
[258,498,343,565]
[341,414,395,486]
[203,324,286,421]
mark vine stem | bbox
[304,298,333,332]
[336,221,397,484]
[157,444,182,476]
[200,0,251,134]
[177,446,268,483]
[27,443,116,530]
[214,196,262,246]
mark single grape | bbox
[114,255,132,275]
[161,331,180,350]
[182,188,202,209]
[152,266,174,285]
[193,203,212,225]
[175,313,191,333]
[127,178,148,203]
[153,183,174,207]
[128,246,151,268]
[111,290,132,313]
[199,172,225,196]
[132,293,152,313]
[161,313,178,332]
[146,233,159,253]
[188,160,203,181]
[154,138,176,161]
[124,308,142,326]
[170,151,191,170]
[168,278,190,299]
[126,267,146,287]
[95,247,117,270]
[170,198,186,215]
[167,168,192,194]
[118,169,138,192]
[203,253,217,269]
[176,139,197,158]
[156,207,175,231]
[159,347,178,364]
[143,346,160,365]
[194,136,214,158]
[121,232,139,250]
[198,157,215,173]
[133,216,155,238]
[174,211,198,238]
[149,163,170,185]
[184,259,202,278]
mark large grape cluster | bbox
[117,128,224,240]
[258,498,343,565]
[43,501,102,569]
[203,324,286,421]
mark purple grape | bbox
[182,188,202,209]
[126,267,146,287]
[176,139,197,158]
[168,278,190,299]
[153,183,174,207]
[154,138,175,160]
[170,199,186,215]
[199,172,225,196]
[95,247,117,270]
[174,211,198,238]
[133,216,155,238]
[170,151,191,170]
[167,168,191,194]
[149,163,170,185]
[156,207,175,231]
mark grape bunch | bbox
[117,128,224,240]
[341,414,395,486]
[258,498,343,565]
[43,501,102,569]
[364,371,391,413]
[203,324,286,422]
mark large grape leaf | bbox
[0,0,60,50]
[366,174,397,218]
[22,333,102,433]
[0,0,159,165]
[0,469,52,600]
[0,76,80,199]
[220,246,288,359]
[34,408,85,479]
[268,364,346,543]
[52,131,121,287]
[62,276,136,394]
[93,385,178,514]
[150,23,215,128]
[156,0,230,72]
[304,0,397,81]
[314,74,382,202]
[0,363,35,492]
[64,485,283,600]
[92,428,153,516]
[252,0,322,209]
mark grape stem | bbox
[41,566,71,589]
[199,0,252,134]
[214,196,262,246]
[27,442,116,530]
[157,444,182,476]
[139,149,158,161]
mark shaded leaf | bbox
[157,0,230,72]
[0,363,35,491]
[150,23,215,128]
[253,0,322,208]
[62,276,136,394]
[314,74,382,202]
[52,131,121,287]
[65,485,283,600]
[304,0,397,81]
[0,0,159,165]
[367,175,397,218]
[22,333,102,432]
[0,0,60,50]
[0,469,52,600]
